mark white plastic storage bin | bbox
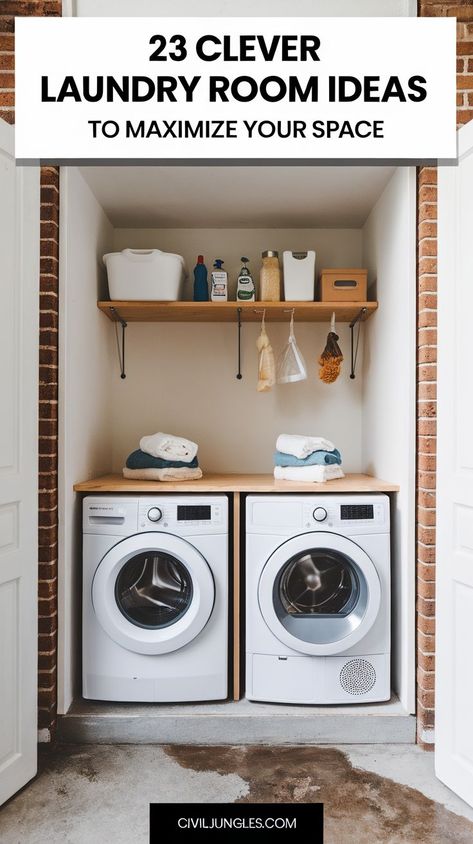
[103,249,187,300]
[283,251,316,301]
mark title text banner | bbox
[15,17,456,161]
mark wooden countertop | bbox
[73,473,399,493]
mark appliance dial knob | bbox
[147,507,162,522]
[313,507,328,522]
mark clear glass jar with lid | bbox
[260,251,281,301]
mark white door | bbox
[0,120,39,805]
[436,119,473,806]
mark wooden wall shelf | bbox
[97,300,378,323]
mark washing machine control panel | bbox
[137,497,227,533]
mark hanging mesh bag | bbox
[277,311,307,384]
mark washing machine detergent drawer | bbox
[247,653,390,705]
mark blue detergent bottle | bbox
[193,255,209,301]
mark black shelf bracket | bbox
[110,307,128,379]
[349,307,367,380]
[236,307,242,380]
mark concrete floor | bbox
[0,744,472,843]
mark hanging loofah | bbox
[319,314,343,383]
[256,311,276,392]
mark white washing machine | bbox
[83,495,228,702]
[246,494,390,704]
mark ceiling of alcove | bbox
[78,165,396,229]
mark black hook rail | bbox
[106,302,369,382]
[110,307,128,379]
[349,307,367,380]
[236,307,242,380]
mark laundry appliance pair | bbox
[82,493,390,704]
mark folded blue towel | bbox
[126,449,199,470]
[274,448,342,467]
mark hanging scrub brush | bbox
[319,312,344,383]
[256,310,276,392]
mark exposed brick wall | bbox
[0,12,14,125]
[0,0,62,741]
[38,164,60,736]
[416,2,473,747]
[416,164,438,746]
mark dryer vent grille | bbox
[339,659,376,695]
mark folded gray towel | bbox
[126,449,199,470]
[274,448,342,467]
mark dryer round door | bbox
[258,532,381,656]
[92,533,215,655]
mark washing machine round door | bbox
[258,532,381,656]
[92,533,215,655]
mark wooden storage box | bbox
[319,268,368,302]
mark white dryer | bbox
[246,494,390,704]
[83,495,228,702]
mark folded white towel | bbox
[123,467,203,482]
[276,434,336,460]
[139,432,198,464]
[274,465,344,483]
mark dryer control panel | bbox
[247,494,390,536]
[302,498,387,531]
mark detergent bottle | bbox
[236,257,256,302]
[211,259,228,301]
[193,255,209,301]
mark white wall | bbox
[362,168,416,713]
[112,228,362,302]
[58,168,115,714]
[110,228,363,473]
